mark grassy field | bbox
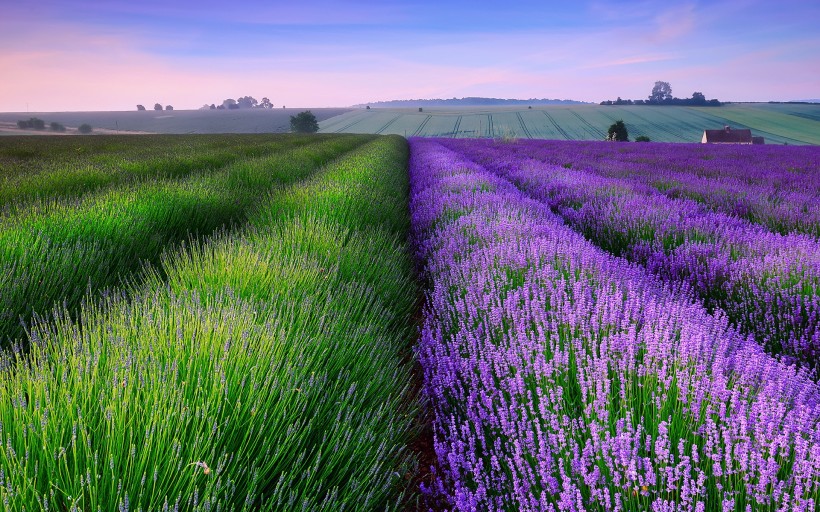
[0,108,351,135]
[0,134,422,510]
[0,134,374,345]
[319,103,820,145]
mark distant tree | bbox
[17,117,46,130]
[154,103,163,111]
[228,103,240,110]
[237,96,258,109]
[137,104,146,111]
[210,104,216,110]
[649,81,673,103]
[165,105,174,111]
[259,97,272,109]
[528,106,532,109]
[366,105,371,110]
[635,135,651,142]
[290,110,319,133]
[217,105,226,110]
[222,99,237,109]
[50,122,66,132]
[78,123,93,134]
[606,120,629,141]
[691,92,706,105]
[419,107,423,112]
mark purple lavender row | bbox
[435,138,820,373]
[409,137,820,511]
[443,139,820,239]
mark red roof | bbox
[702,126,753,143]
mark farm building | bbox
[702,126,764,144]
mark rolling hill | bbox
[320,103,820,145]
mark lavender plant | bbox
[0,134,320,212]
[0,136,420,510]
[443,138,820,238]
[410,138,820,511]
[435,138,820,374]
[0,135,373,346]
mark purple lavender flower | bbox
[410,138,820,511]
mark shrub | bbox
[137,104,146,111]
[17,118,46,130]
[635,135,651,142]
[290,111,319,133]
[78,123,93,134]
[50,122,66,132]
[606,120,629,142]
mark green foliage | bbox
[0,134,373,345]
[49,121,66,132]
[16,118,45,130]
[606,120,629,142]
[236,96,258,109]
[0,135,418,510]
[649,80,673,103]
[290,110,319,133]
[635,135,651,142]
[0,134,318,208]
[78,123,93,134]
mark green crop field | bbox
[319,103,820,145]
[0,133,422,510]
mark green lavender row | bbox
[0,135,419,511]
[0,134,373,346]
[0,134,324,211]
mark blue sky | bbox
[1,0,818,110]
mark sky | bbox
[1,0,818,111]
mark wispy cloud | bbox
[648,3,698,43]
[581,54,678,69]
[1,0,818,110]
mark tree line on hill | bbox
[16,117,92,133]
[137,104,174,111]
[601,81,721,106]
[136,97,281,111]
[201,97,280,110]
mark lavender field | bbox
[409,138,820,510]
